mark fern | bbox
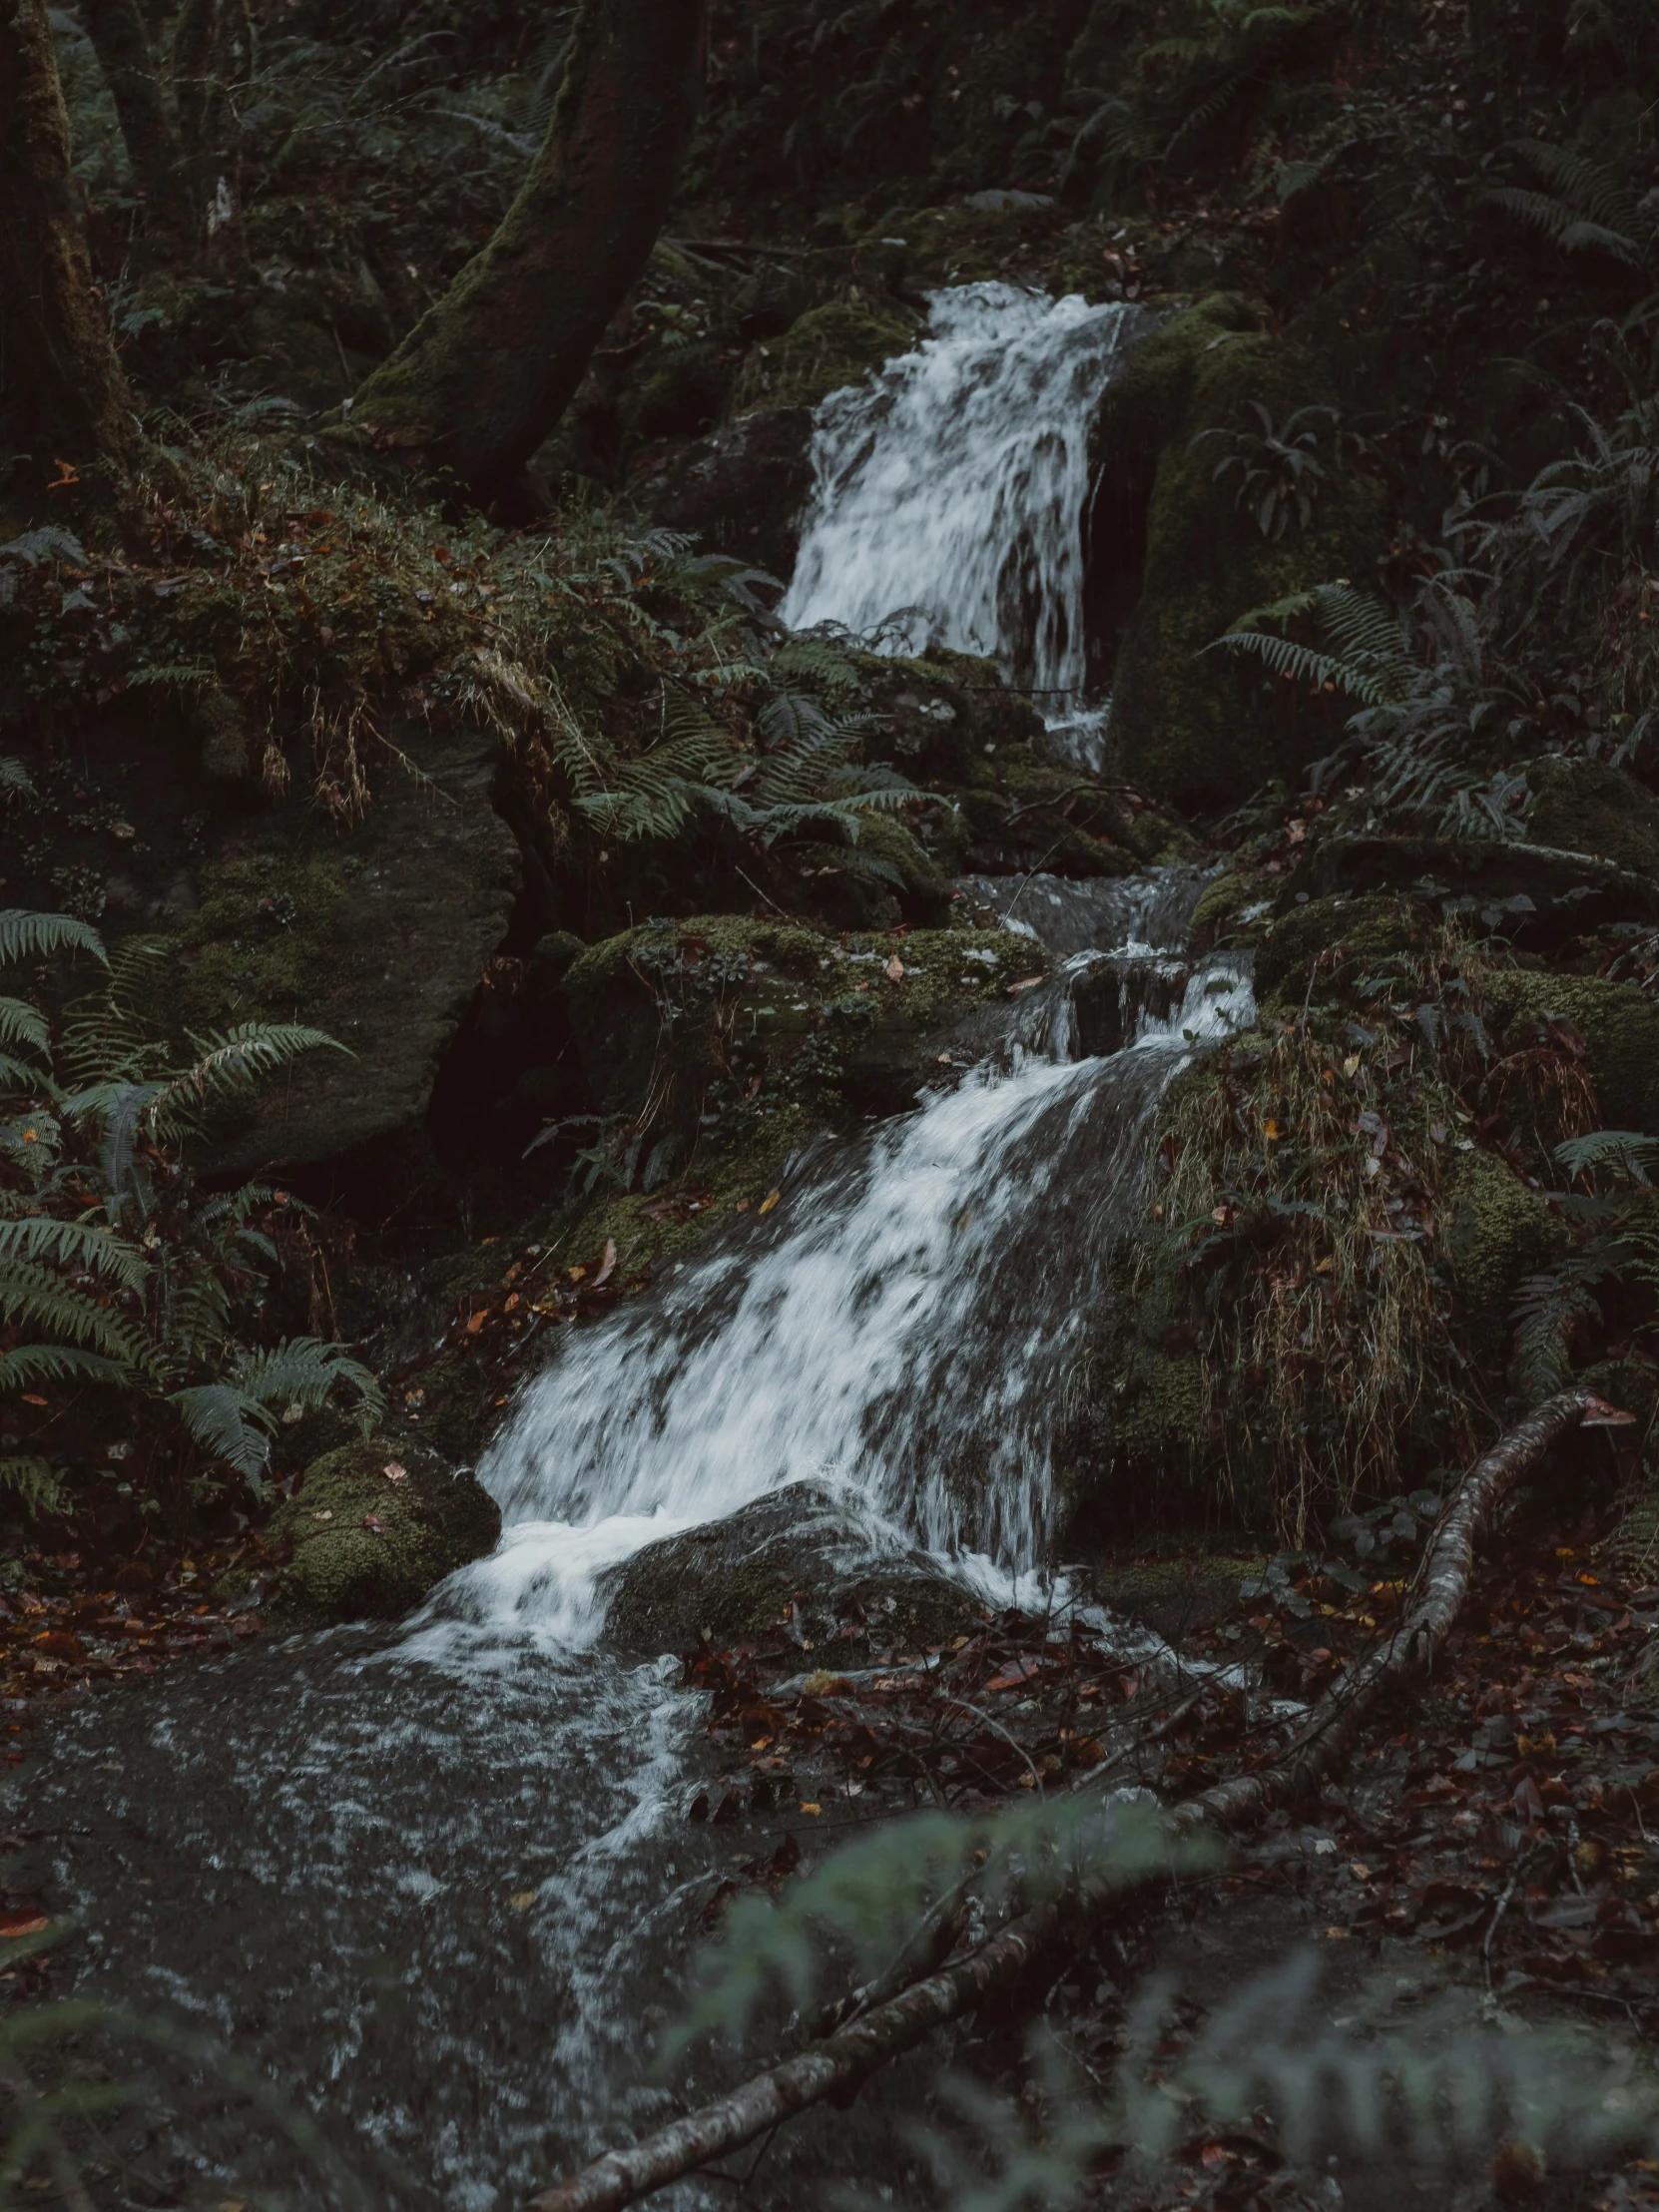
[173,1339,384,1490]
[0,1456,69,1520]
[0,911,108,970]
[0,760,33,798]
[1484,142,1650,270]
[1212,582,1412,707]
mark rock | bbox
[1252,891,1421,1003]
[730,298,921,414]
[1296,834,1659,944]
[270,1440,502,1622]
[641,406,817,582]
[601,1483,987,1655]
[1097,294,1387,811]
[1525,757,1659,877]
[1442,1148,1567,1367]
[190,720,521,1184]
[1481,970,1659,1138]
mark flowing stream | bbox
[24,290,1249,2212]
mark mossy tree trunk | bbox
[0,0,132,506]
[77,0,194,243]
[172,0,255,272]
[349,0,708,508]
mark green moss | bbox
[1115,1342,1207,1462]
[1525,758,1659,877]
[183,852,349,1025]
[1099,297,1386,812]
[1483,971,1659,1138]
[269,1440,501,1622]
[733,298,921,414]
[1254,892,1422,1006]
[1442,1147,1565,1330]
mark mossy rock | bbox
[1091,1553,1257,1644]
[270,1441,501,1623]
[602,1485,986,1655]
[733,299,921,415]
[1526,758,1659,878]
[1098,296,1385,812]
[562,910,1049,1140]
[1442,1148,1565,1358]
[1482,970,1659,1137]
[1254,892,1423,1005]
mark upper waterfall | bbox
[780,283,1146,714]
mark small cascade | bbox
[448,874,1252,1647]
[780,283,1146,729]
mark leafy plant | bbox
[1482,140,1654,276]
[1509,1130,1659,1398]
[0,913,383,1510]
[1192,401,1347,538]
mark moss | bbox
[1098,297,1386,813]
[1526,758,1659,877]
[1254,892,1422,1006]
[1482,971,1659,1138]
[1115,1342,1207,1462]
[1188,863,1260,947]
[1442,1147,1565,1329]
[183,852,349,1025]
[733,298,921,414]
[269,1440,501,1622]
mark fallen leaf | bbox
[382,1461,408,1485]
[0,1911,50,1939]
[465,1310,486,1334]
[20,1394,46,1407]
[801,1802,822,1815]
[311,1509,334,1522]
[593,1238,618,1288]
[759,1189,781,1215]
[362,1513,386,1534]
[885,953,904,981]
[507,1890,538,1912]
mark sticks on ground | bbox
[529,1387,1624,2212]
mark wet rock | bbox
[731,298,921,414]
[601,1484,986,1655]
[641,406,817,582]
[269,1440,501,1623]
[1525,757,1659,877]
[1295,834,1659,944]
[1482,969,1659,1138]
[192,721,521,1187]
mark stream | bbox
[23,285,1253,2211]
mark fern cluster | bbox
[1509,1130,1659,1400]
[0,913,383,1521]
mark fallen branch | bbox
[528,1387,1624,2212]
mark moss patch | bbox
[270,1440,500,1622]
[1254,892,1422,1006]
[1483,971,1659,1138]
[183,852,349,1025]
[1526,758,1659,878]
[1099,296,1386,812]
[1442,1146,1566,1336]
[733,298,921,414]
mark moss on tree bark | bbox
[349,0,708,507]
[0,0,132,505]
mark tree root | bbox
[528,1386,1626,2212]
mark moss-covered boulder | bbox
[641,405,818,582]
[562,910,1049,1141]
[1442,1148,1565,1365]
[1482,970,1659,1138]
[270,1441,501,1622]
[1098,294,1386,812]
[189,719,520,1183]
[732,298,921,415]
[1297,833,1659,943]
[602,1485,986,1654]
[1253,891,1421,1005]
[1526,758,1659,877]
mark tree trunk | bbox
[348,0,708,508]
[172,0,255,271]
[0,0,132,506]
[77,0,193,242]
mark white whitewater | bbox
[780,281,1144,732]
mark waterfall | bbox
[780,282,1146,751]
[444,891,1251,1651]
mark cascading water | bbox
[24,291,1246,2212]
[781,281,1147,763]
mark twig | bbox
[527,1387,1624,2212]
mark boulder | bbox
[270,1440,502,1622]
[1295,833,1659,945]
[601,1483,987,1655]
[189,720,521,1184]
[641,406,817,583]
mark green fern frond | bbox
[0,1215,148,1291]
[0,1257,151,1368]
[228,1336,385,1434]
[170,1383,277,1483]
[0,1343,130,1392]
[1555,1130,1659,1185]
[0,760,34,797]
[0,997,49,1059]
[149,1023,345,1132]
[0,911,108,971]
[0,1455,69,1518]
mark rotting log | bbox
[527,1386,1628,2212]
[348,0,708,510]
